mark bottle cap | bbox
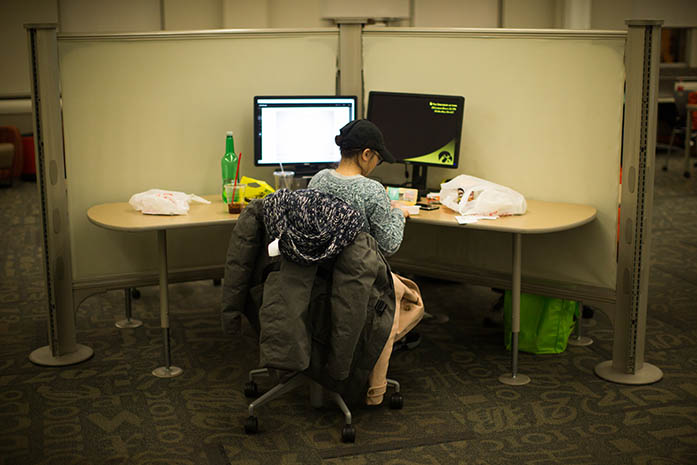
[226,131,233,137]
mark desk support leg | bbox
[115,288,143,329]
[152,230,182,378]
[568,302,593,346]
[499,233,530,386]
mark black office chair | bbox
[662,88,697,176]
[238,250,406,442]
[222,200,408,443]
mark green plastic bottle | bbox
[221,131,238,203]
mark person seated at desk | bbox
[308,119,411,256]
[309,119,423,405]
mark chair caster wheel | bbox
[662,166,667,171]
[341,424,356,443]
[389,392,404,409]
[244,416,258,434]
[244,381,259,398]
[130,288,141,299]
[684,171,691,178]
[213,278,221,286]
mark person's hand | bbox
[396,204,410,218]
[391,200,410,218]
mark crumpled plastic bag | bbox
[128,189,211,215]
[440,174,526,217]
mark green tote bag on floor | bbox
[503,291,579,354]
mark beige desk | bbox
[685,103,697,177]
[88,196,596,385]
[409,199,597,385]
[87,194,237,377]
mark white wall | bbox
[58,0,161,33]
[591,0,632,30]
[223,0,335,29]
[0,0,58,97]
[53,0,697,33]
[503,0,558,29]
[413,0,499,28]
[592,0,697,30]
[164,0,221,30]
[222,0,268,28]
[268,0,332,28]
[631,0,697,28]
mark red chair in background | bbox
[21,134,36,179]
[0,126,24,186]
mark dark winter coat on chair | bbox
[221,199,396,404]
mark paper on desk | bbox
[455,215,499,225]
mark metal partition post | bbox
[338,23,363,116]
[25,24,93,366]
[595,20,663,385]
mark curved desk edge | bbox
[86,195,238,232]
[411,199,597,234]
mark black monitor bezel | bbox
[253,95,358,173]
[366,90,464,170]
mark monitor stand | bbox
[288,166,319,190]
[291,164,328,179]
[410,165,429,198]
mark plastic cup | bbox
[273,170,295,191]
[225,183,246,214]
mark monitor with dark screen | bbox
[254,96,357,175]
[367,91,464,193]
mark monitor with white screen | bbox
[254,96,357,175]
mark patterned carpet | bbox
[1,153,696,464]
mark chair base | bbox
[243,368,403,442]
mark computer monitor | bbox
[254,95,357,176]
[367,91,465,194]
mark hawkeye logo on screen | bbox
[403,139,456,166]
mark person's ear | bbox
[361,148,372,161]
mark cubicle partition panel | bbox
[363,28,627,304]
[57,29,339,297]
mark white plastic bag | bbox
[439,175,526,217]
[128,189,211,215]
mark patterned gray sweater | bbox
[308,169,405,255]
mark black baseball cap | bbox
[335,119,396,163]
